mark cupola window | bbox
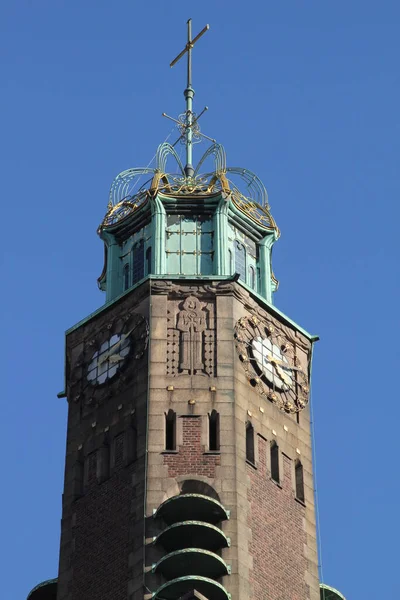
[145,246,152,275]
[165,214,213,275]
[132,240,144,284]
[123,264,130,291]
[234,240,246,281]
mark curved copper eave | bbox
[153,493,229,525]
[27,578,57,600]
[153,575,230,600]
[153,548,229,579]
[320,583,347,600]
[155,520,230,552]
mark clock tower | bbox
[27,19,346,600]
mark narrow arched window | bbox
[123,263,130,290]
[246,422,255,464]
[249,265,256,289]
[85,451,98,488]
[97,442,110,483]
[234,240,246,281]
[72,460,83,499]
[209,410,220,452]
[146,246,152,275]
[132,239,144,284]
[126,412,137,464]
[270,441,280,483]
[114,433,125,470]
[165,410,176,451]
[295,460,305,503]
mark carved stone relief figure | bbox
[166,294,215,377]
[177,296,207,374]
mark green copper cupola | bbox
[97,19,280,304]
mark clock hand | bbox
[108,353,124,364]
[98,330,133,366]
[273,363,292,387]
[265,354,305,374]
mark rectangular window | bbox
[165,410,176,451]
[165,214,213,275]
[246,422,255,464]
[114,433,125,470]
[270,442,280,483]
[123,264,130,290]
[86,451,97,487]
[132,240,144,284]
[295,460,305,503]
[209,411,220,451]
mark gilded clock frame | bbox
[234,314,310,414]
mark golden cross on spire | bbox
[170,18,209,89]
[167,19,211,177]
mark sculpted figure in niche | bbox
[177,296,207,374]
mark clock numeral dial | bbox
[234,315,310,413]
[87,333,131,385]
[86,313,149,387]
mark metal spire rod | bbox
[170,18,209,177]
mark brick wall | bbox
[247,436,308,600]
[71,464,135,600]
[163,416,220,478]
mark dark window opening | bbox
[270,441,280,483]
[123,263,130,290]
[146,246,152,275]
[132,239,144,284]
[209,410,220,451]
[126,415,137,464]
[86,451,97,486]
[114,433,125,470]
[72,460,83,498]
[246,422,255,464]
[165,410,176,451]
[295,460,305,503]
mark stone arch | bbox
[162,476,220,504]
[180,478,220,501]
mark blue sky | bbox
[2,1,399,599]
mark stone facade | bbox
[57,277,319,600]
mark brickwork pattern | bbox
[163,417,220,478]
[71,465,135,600]
[247,437,309,600]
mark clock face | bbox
[234,315,310,413]
[251,336,293,391]
[87,333,131,385]
[83,312,148,389]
